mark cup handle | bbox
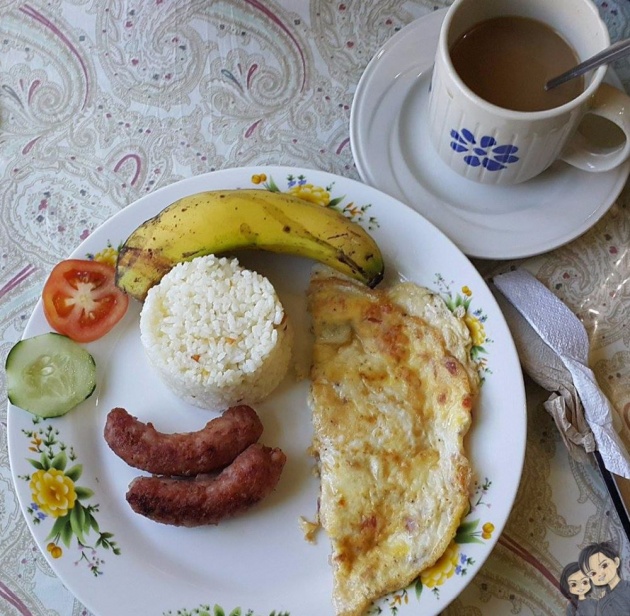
[560,83,630,172]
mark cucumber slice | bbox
[6,332,96,418]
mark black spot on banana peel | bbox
[115,189,385,302]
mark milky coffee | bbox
[450,16,584,112]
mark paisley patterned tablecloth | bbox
[2,1,630,615]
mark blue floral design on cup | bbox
[450,129,519,171]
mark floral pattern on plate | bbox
[434,274,492,382]
[164,607,290,616]
[18,416,120,576]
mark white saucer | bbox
[350,9,630,260]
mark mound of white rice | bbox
[139,254,293,411]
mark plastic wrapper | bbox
[476,197,630,477]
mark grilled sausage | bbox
[126,443,286,526]
[104,405,263,476]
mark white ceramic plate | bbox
[8,166,526,616]
[350,9,630,260]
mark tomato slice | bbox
[42,259,129,343]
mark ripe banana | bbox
[115,189,385,301]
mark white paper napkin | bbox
[493,268,630,479]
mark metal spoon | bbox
[545,37,630,90]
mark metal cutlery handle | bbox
[546,37,630,90]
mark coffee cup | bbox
[427,0,630,185]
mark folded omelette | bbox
[307,270,480,616]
